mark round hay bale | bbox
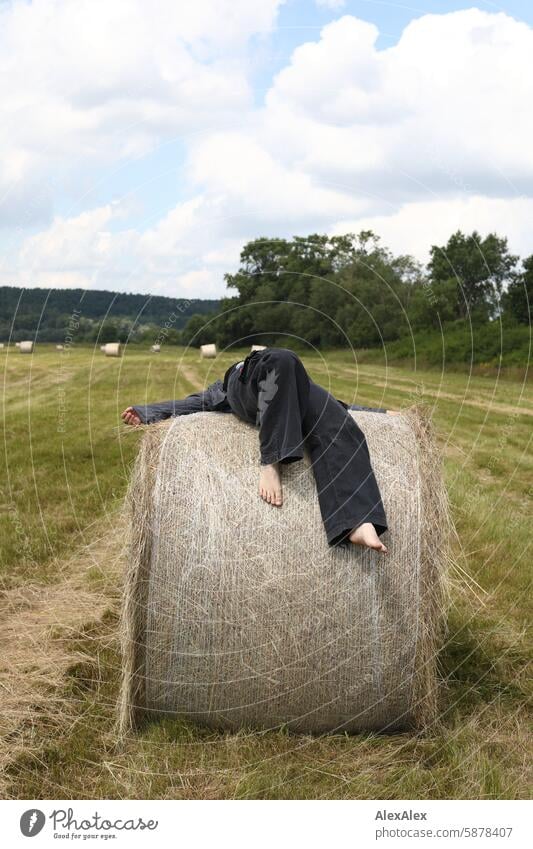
[151,344,161,353]
[0,343,4,349]
[103,342,122,357]
[19,340,34,353]
[15,342,21,348]
[118,407,450,737]
[200,343,217,359]
[56,344,64,350]
[251,344,267,352]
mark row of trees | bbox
[3,230,529,352]
[182,230,531,350]
[0,287,218,344]
[0,316,185,345]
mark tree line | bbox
[0,286,218,344]
[181,230,531,356]
[1,230,530,364]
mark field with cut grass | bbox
[0,344,531,799]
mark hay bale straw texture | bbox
[118,406,450,737]
[19,341,34,353]
[103,342,122,357]
[200,343,217,358]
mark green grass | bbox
[352,320,531,374]
[1,344,531,799]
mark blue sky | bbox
[1,0,532,296]
[249,0,533,106]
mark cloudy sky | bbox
[1,0,532,297]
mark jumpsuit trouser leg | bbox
[303,381,388,547]
[226,348,388,547]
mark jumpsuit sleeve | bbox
[131,380,232,424]
[336,398,388,414]
[347,403,388,414]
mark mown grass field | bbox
[0,344,531,799]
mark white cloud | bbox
[9,196,242,296]
[187,132,368,226]
[0,0,285,225]
[5,6,533,297]
[176,269,222,296]
[331,195,533,262]
[263,10,533,190]
[15,203,136,288]
[315,0,346,10]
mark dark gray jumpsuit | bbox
[131,347,388,547]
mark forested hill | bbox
[0,286,220,343]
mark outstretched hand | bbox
[121,406,142,426]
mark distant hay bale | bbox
[103,342,122,357]
[15,342,21,348]
[151,344,161,353]
[200,343,217,358]
[0,343,4,349]
[118,407,450,737]
[100,345,106,352]
[251,344,267,352]
[19,341,34,353]
[56,344,64,350]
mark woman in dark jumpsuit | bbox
[122,348,392,553]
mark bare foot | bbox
[259,463,283,506]
[121,406,141,426]
[349,522,388,553]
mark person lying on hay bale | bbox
[122,347,400,554]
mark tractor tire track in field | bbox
[0,514,126,796]
[318,365,533,418]
[0,358,206,793]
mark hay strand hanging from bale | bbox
[200,343,217,358]
[118,406,450,738]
